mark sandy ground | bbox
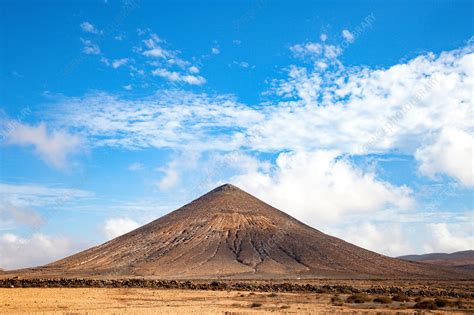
[0,288,472,314]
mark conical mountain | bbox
[41,184,470,279]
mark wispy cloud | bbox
[137,32,206,85]
[80,38,100,55]
[0,182,92,208]
[112,58,129,68]
[151,68,206,85]
[49,90,261,150]
[4,122,82,169]
[341,29,354,43]
[80,21,101,34]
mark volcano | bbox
[32,184,471,279]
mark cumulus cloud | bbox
[188,66,200,74]
[111,58,129,69]
[80,38,100,55]
[329,220,474,257]
[251,42,474,185]
[416,128,473,186]
[151,68,206,85]
[102,217,140,240]
[100,57,129,69]
[211,47,220,54]
[332,223,415,256]
[0,233,82,270]
[156,169,179,191]
[5,122,82,169]
[423,222,474,253]
[138,33,206,84]
[342,29,354,42]
[80,21,100,34]
[233,150,414,223]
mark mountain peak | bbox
[210,183,241,193]
[42,184,472,280]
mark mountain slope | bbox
[398,250,474,269]
[30,184,473,279]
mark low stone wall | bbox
[0,278,472,298]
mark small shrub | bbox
[346,293,371,304]
[331,295,343,306]
[249,302,262,308]
[268,292,278,297]
[392,293,410,302]
[434,298,453,308]
[414,296,424,302]
[413,300,438,310]
[455,300,464,308]
[373,296,392,304]
[280,305,290,309]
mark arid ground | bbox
[1,287,473,314]
[1,279,473,314]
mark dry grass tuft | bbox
[346,293,371,304]
[373,296,392,304]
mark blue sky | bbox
[0,0,473,269]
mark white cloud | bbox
[102,217,140,240]
[321,209,473,257]
[423,222,474,253]
[101,58,129,69]
[235,61,250,68]
[156,161,179,190]
[5,122,82,169]
[332,223,415,257]
[0,183,91,207]
[128,162,144,171]
[151,68,206,85]
[0,183,92,230]
[80,38,100,55]
[80,22,100,34]
[0,203,43,229]
[342,29,354,43]
[114,33,125,41]
[139,33,205,84]
[111,58,129,69]
[211,47,220,54]
[233,150,414,224]
[143,47,169,58]
[0,233,82,270]
[320,33,327,41]
[49,91,261,150]
[123,84,133,90]
[251,43,474,176]
[188,66,200,74]
[290,42,342,62]
[415,128,473,186]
